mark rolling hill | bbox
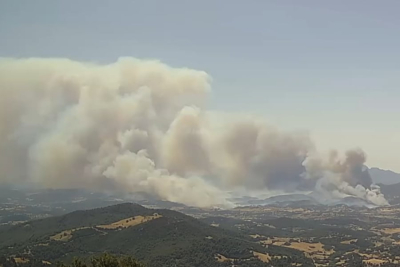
[0,203,313,267]
[369,167,400,185]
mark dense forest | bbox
[0,254,144,267]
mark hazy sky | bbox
[1,1,399,172]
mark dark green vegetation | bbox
[0,203,313,267]
[202,211,400,266]
[4,186,400,266]
[0,187,126,224]
[380,182,400,204]
[0,254,144,267]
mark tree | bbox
[57,254,145,267]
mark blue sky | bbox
[1,1,399,172]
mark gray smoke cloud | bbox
[304,149,388,206]
[0,57,388,207]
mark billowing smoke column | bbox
[0,58,388,207]
[305,150,388,206]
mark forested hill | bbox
[0,203,313,267]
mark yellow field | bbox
[263,238,333,254]
[97,213,162,230]
[215,254,234,262]
[381,228,400,234]
[286,241,332,254]
[253,251,271,262]
[14,258,29,264]
[261,237,292,245]
[340,239,357,244]
[50,214,161,242]
[261,237,334,265]
[355,250,400,265]
[363,259,387,265]
[335,260,346,265]
[50,227,89,241]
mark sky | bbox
[0,1,399,172]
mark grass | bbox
[215,254,233,263]
[50,227,90,241]
[381,227,400,234]
[14,258,29,264]
[285,241,332,254]
[253,251,271,262]
[363,258,387,265]
[97,214,162,230]
[340,239,357,244]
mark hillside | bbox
[378,182,400,204]
[369,168,400,185]
[0,203,313,267]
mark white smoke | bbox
[305,150,389,206]
[314,173,389,206]
[0,57,388,207]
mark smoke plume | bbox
[0,57,388,207]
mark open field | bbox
[97,213,162,229]
[253,251,271,262]
[50,227,90,241]
[14,258,29,264]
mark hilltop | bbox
[0,203,312,267]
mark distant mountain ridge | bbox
[247,194,316,205]
[242,193,376,208]
[230,167,400,208]
[369,167,400,185]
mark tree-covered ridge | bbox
[0,203,313,267]
[0,254,144,267]
[59,254,144,267]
